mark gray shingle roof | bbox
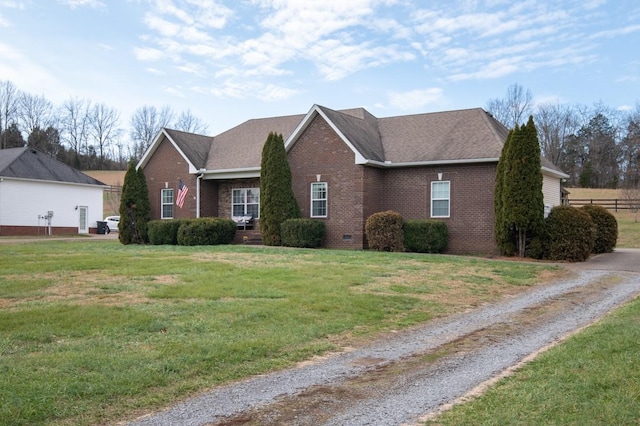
[316,106,385,162]
[378,108,507,163]
[164,128,212,170]
[152,105,564,176]
[0,147,106,186]
[205,114,305,170]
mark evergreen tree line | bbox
[487,83,640,189]
[0,80,209,170]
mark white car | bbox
[104,216,120,233]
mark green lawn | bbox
[427,297,640,425]
[0,241,559,426]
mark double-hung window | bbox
[431,181,450,218]
[232,188,260,218]
[161,188,174,219]
[311,182,328,217]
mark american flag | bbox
[176,179,188,208]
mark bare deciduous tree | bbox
[20,93,57,138]
[59,97,91,157]
[175,109,209,134]
[621,185,640,222]
[534,102,578,166]
[130,105,174,160]
[486,83,533,129]
[0,80,20,149]
[88,103,121,169]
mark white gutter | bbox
[0,176,107,188]
[362,158,501,167]
[201,167,261,180]
[542,165,569,179]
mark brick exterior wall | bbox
[0,225,89,236]
[287,115,498,253]
[288,115,368,249]
[379,164,498,254]
[143,120,500,254]
[143,137,210,220]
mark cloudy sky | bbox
[1,0,639,137]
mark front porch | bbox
[233,228,263,245]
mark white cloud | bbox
[449,57,523,81]
[61,0,105,9]
[133,47,164,61]
[258,84,298,101]
[0,0,25,26]
[145,67,165,75]
[0,42,58,97]
[589,24,640,40]
[308,39,414,81]
[617,104,633,112]
[388,88,444,110]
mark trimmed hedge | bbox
[148,219,192,245]
[281,218,325,248]
[404,220,448,253]
[581,205,618,254]
[176,218,236,246]
[545,206,595,262]
[365,211,404,252]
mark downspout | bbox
[196,169,206,218]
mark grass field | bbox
[427,296,640,425]
[6,185,632,425]
[567,187,640,248]
[423,187,640,425]
[0,242,562,425]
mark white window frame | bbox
[311,182,328,218]
[232,188,260,218]
[431,181,450,218]
[161,188,174,219]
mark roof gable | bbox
[378,108,507,165]
[137,128,212,173]
[206,114,305,172]
[164,128,211,170]
[0,147,105,186]
[285,105,384,164]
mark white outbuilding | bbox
[0,147,106,236]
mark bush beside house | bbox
[581,204,618,253]
[281,219,325,248]
[365,211,404,252]
[404,220,448,253]
[177,218,236,246]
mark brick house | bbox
[138,104,567,254]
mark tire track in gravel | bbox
[127,269,640,426]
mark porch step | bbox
[234,230,262,245]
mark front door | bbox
[78,206,88,234]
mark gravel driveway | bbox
[127,250,640,426]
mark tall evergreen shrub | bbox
[259,132,301,246]
[119,160,150,244]
[500,117,544,257]
[495,129,516,255]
